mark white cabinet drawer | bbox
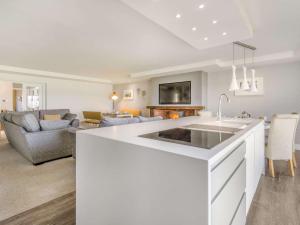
[211,160,246,225]
[231,194,246,225]
[211,142,246,199]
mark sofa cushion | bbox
[40,120,70,131]
[138,116,163,123]
[101,117,140,127]
[39,109,70,120]
[63,113,77,121]
[12,113,40,132]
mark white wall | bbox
[150,71,207,106]
[113,72,208,115]
[0,72,113,119]
[207,61,300,144]
[113,80,151,112]
[0,81,13,111]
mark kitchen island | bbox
[76,116,265,225]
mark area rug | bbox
[0,137,75,221]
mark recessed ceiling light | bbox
[204,37,208,41]
[212,20,218,24]
[199,4,205,9]
[222,32,227,36]
[176,14,181,19]
[192,27,197,31]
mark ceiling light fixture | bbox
[212,20,218,24]
[250,51,258,92]
[199,4,205,9]
[241,47,250,90]
[192,27,197,31]
[204,37,208,41]
[175,14,181,19]
[229,42,257,92]
[229,43,239,91]
[222,32,227,36]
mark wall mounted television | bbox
[159,81,191,104]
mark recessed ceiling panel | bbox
[121,0,253,50]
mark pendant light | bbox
[250,51,258,92]
[229,43,239,91]
[241,47,250,90]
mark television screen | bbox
[159,81,191,104]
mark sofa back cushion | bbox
[11,113,40,132]
[39,109,70,120]
[138,116,163,123]
[101,117,140,127]
[4,112,13,122]
[40,120,70,131]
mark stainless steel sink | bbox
[200,119,250,129]
[183,123,244,134]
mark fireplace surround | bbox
[147,106,204,119]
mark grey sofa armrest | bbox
[70,119,79,128]
[2,121,32,160]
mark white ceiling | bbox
[0,0,299,83]
[121,0,253,50]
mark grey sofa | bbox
[1,109,79,164]
[100,116,163,127]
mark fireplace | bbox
[168,111,180,119]
[147,106,205,120]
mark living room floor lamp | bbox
[111,91,118,112]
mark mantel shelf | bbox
[147,106,205,119]
[147,106,205,110]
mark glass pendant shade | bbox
[229,65,239,91]
[250,69,258,92]
[241,66,250,90]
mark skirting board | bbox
[296,144,300,150]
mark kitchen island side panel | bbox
[76,133,210,225]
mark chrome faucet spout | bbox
[217,93,230,121]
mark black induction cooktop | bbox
[139,128,234,149]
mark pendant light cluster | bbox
[229,42,257,92]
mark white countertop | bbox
[79,116,263,165]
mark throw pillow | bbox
[12,113,40,132]
[63,113,77,121]
[40,120,70,131]
[44,114,61,120]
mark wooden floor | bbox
[1,153,300,225]
[0,192,75,225]
[246,152,300,225]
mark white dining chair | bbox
[265,114,299,177]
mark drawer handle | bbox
[229,193,246,225]
[211,142,245,171]
[211,159,245,203]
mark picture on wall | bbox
[235,77,264,96]
[123,89,134,100]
